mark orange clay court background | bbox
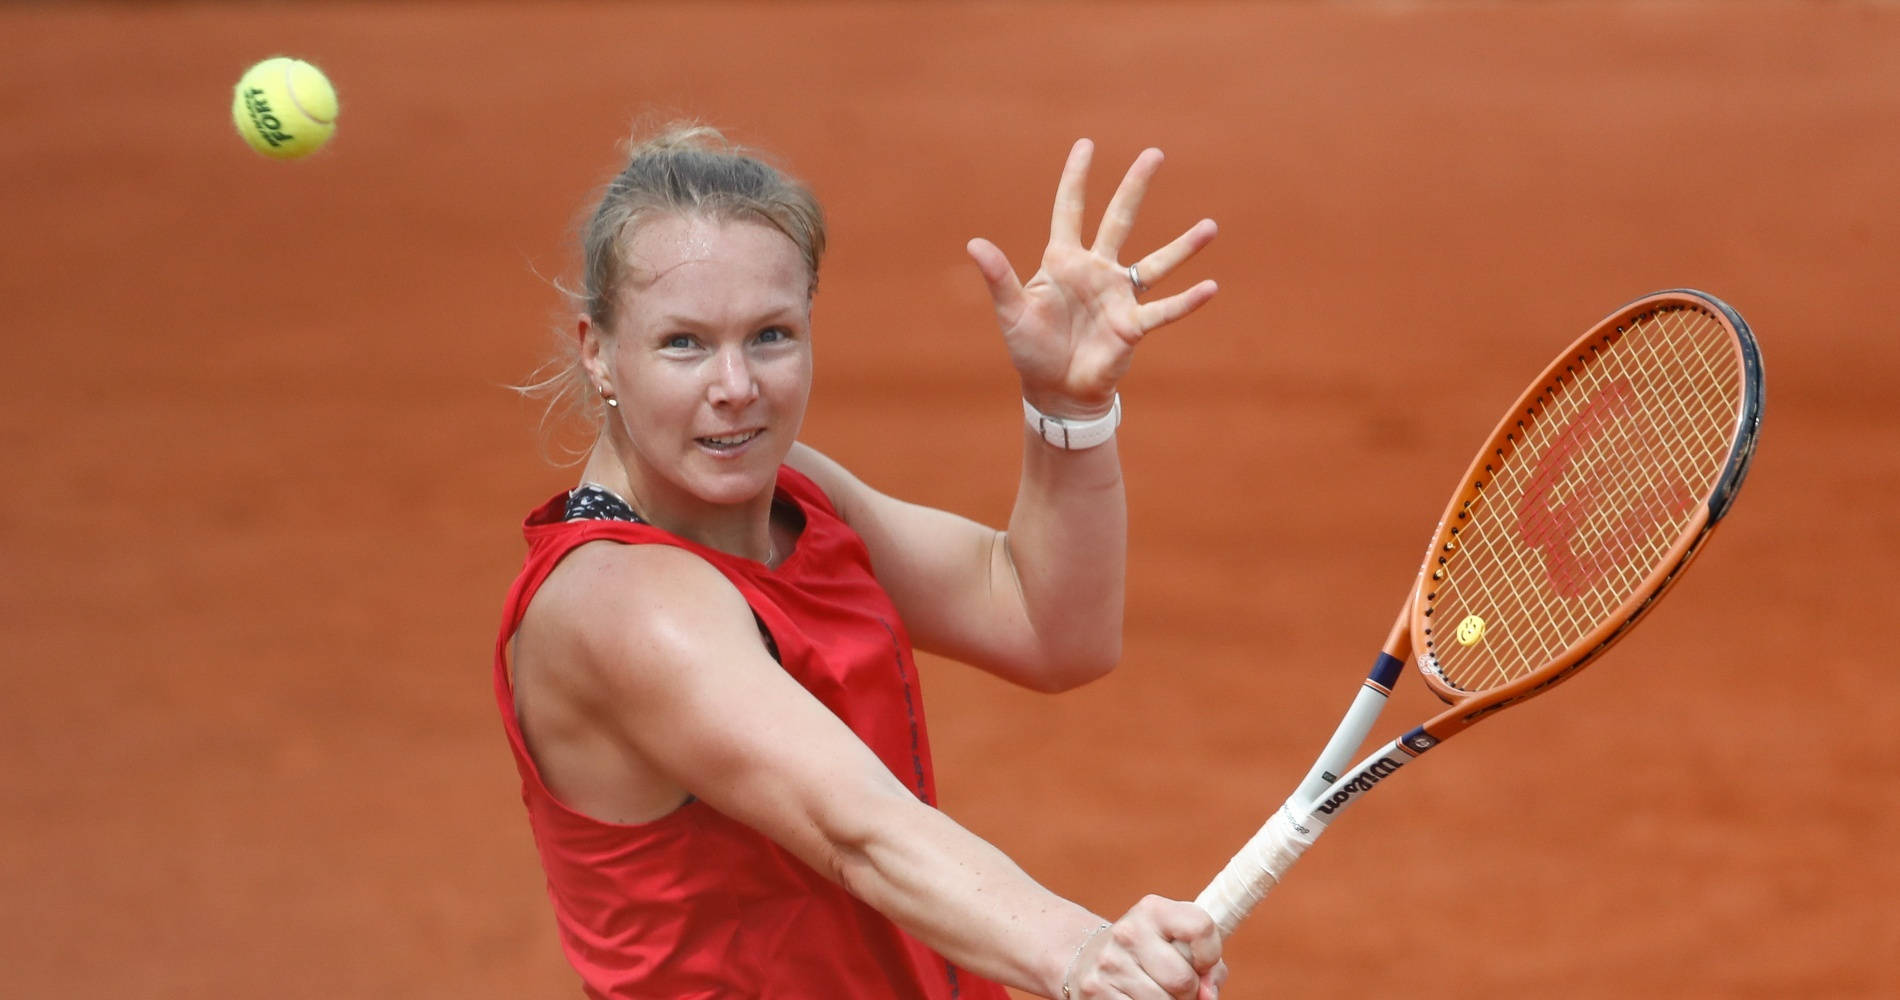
[3,2,1895,998]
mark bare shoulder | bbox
[786,441,876,524]
[512,538,841,826]
[518,540,760,694]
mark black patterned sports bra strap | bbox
[565,484,645,523]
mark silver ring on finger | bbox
[1128,262,1148,294]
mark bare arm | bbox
[789,441,1124,693]
[519,542,1218,997]
[795,140,1218,692]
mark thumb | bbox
[966,237,1025,324]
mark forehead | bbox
[617,213,808,320]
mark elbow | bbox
[827,842,878,903]
[1023,640,1121,694]
[810,782,915,900]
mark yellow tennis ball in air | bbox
[231,57,338,159]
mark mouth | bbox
[697,429,764,452]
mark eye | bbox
[756,326,792,344]
[661,333,697,350]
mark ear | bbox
[577,314,611,390]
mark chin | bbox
[684,462,782,507]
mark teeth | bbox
[701,430,760,448]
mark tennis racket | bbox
[1195,288,1764,935]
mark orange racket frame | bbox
[1195,289,1763,936]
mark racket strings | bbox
[1426,305,1742,691]
[1455,311,1726,678]
[1557,311,1734,599]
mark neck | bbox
[580,441,779,565]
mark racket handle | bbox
[1194,805,1320,936]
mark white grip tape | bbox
[1194,806,1320,937]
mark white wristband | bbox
[1023,393,1122,450]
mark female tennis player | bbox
[494,122,1223,1000]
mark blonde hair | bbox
[517,122,826,459]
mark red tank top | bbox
[493,467,1011,1000]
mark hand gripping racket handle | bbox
[1193,805,1321,936]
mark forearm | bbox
[1001,424,1127,689]
[832,790,1105,996]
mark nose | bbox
[707,345,758,406]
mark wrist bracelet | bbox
[1060,921,1112,1000]
[1023,393,1122,450]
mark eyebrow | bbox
[648,302,807,330]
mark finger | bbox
[1049,138,1095,248]
[1126,941,1203,1000]
[1133,279,1219,334]
[1159,905,1222,975]
[1128,218,1218,294]
[966,237,1025,321]
[1092,147,1164,258]
[1094,912,1202,1000]
[1198,960,1229,1000]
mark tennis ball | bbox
[232,57,338,159]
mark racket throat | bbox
[1307,729,1433,825]
[1294,651,1408,804]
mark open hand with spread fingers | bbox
[966,138,1219,420]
